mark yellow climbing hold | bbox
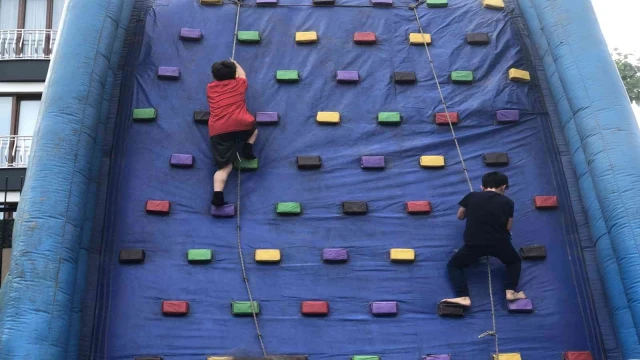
[493,354,522,360]
[420,155,445,168]
[317,112,341,124]
[255,249,281,263]
[509,68,530,82]
[296,31,318,43]
[390,248,416,262]
[409,33,432,45]
[483,0,504,10]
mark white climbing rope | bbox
[231,0,242,61]
[410,1,499,356]
[230,0,267,356]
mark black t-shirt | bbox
[459,191,514,245]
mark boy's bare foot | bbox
[506,290,527,301]
[440,297,471,307]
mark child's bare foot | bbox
[506,290,526,301]
[440,297,471,307]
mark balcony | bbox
[0,136,32,168]
[0,29,58,61]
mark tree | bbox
[613,49,640,105]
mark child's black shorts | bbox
[210,125,257,168]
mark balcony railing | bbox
[0,136,32,168]
[0,29,58,60]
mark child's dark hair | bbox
[211,60,237,81]
[482,171,509,189]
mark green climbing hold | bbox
[132,108,156,121]
[276,202,302,215]
[451,71,473,84]
[234,158,259,170]
[237,31,261,43]
[277,70,300,82]
[351,356,380,360]
[232,301,260,315]
[187,249,213,263]
[426,0,448,7]
[377,112,401,124]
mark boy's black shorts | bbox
[210,124,257,168]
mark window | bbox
[0,0,66,59]
[0,94,40,137]
[0,0,65,31]
[0,97,12,136]
[0,94,39,167]
[0,0,20,30]
[0,204,17,220]
[17,99,38,136]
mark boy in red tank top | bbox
[207,60,258,207]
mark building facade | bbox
[0,0,66,283]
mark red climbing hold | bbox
[563,352,593,360]
[354,32,377,44]
[146,200,170,214]
[301,301,329,316]
[162,301,189,316]
[435,112,459,125]
[534,196,558,209]
[406,201,432,214]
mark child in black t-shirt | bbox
[441,171,526,307]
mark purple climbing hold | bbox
[361,156,385,169]
[256,112,279,124]
[371,0,392,5]
[211,204,236,218]
[370,301,398,316]
[336,71,360,83]
[322,248,348,262]
[507,299,533,313]
[496,109,520,123]
[423,356,451,360]
[180,28,202,41]
[158,67,180,80]
[170,154,194,168]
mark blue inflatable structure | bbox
[1,0,639,359]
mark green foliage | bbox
[613,49,640,105]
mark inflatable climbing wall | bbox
[4,0,640,360]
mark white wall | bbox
[0,82,44,94]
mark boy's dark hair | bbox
[211,60,237,81]
[482,171,509,189]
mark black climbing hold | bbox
[466,33,490,45]
[520,245,547,260]
[119,249,146,264]
[297,156,322,169]
[438,302,465,317]
[193,110,209,123]
[483,152,509,166]
[342,201,368,215]
[394,72,417,84]
[313,0,335,4]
